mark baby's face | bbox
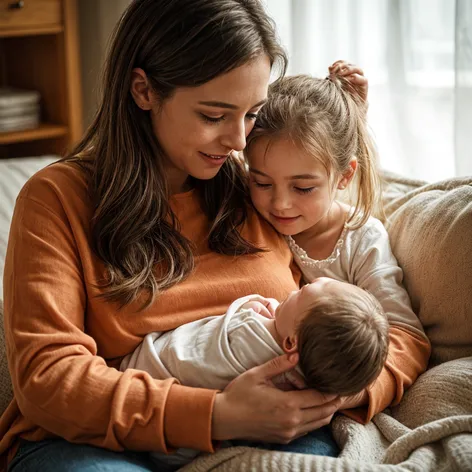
[275,277,356,340]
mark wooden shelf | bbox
[0,0,82,158]
[0,124,68,144]
[0,25,64,38]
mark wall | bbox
[78,0,130,129]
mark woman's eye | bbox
[295,187,316,194]
[200,113,225,124]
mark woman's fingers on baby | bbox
[271,372,296,391]
[295,388,339,408]
[254,354,299,383]
[271,369,306,391]
[271,394,339,442]
[299,397,340,427]
[285,370,306,390]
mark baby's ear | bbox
[282,335,298,354]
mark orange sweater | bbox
[0,162,430,468]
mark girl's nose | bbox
[272,193,292,211]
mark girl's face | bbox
[248,136,347,236]
[133,55,271,194]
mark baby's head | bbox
[245,74,382,235]
[275,277,389,396]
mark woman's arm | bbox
[342,220,431,421]
[4,183,215,453]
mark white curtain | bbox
[264,0,472,181]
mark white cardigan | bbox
[287,215,425,338]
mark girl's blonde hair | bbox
[247,74,383,228]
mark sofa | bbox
[0,158,471,471]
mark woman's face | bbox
[149,55,271,193]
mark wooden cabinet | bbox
[0,0,82,158]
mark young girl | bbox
[245,66,431,416]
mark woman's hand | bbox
[338,389,369,410]
[211,354,341,443]
[329,60,369,104]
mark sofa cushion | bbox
[384,177,472,366]
[390,356,472,429]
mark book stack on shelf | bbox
[0,88,41,133]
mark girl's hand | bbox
[329,60,369,104]
[211,354,341,443]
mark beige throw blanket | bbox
[182,357,472,472]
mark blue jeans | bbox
[7,439,165,472]
[229,425,339,456]
[8,428,338,472]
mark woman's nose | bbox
[221,119,247,152]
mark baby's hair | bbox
[247,74,383,228]
[297,286,389,396]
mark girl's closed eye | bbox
[253,181,272,189]
[295,186,316,194]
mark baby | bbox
[121,277,389,467]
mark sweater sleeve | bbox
[343,219,431,422]
[3,185,216,453]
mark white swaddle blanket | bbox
[120,294,284,468]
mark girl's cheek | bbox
[250,189,266,209]
[249,189,258,205]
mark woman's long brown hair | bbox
[67,0,287,308]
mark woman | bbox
[0,1,429,470]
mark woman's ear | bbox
[130,68,153,110]
[337,157,358,190]
[282,335,298,354]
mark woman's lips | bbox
[199,152,229,166]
